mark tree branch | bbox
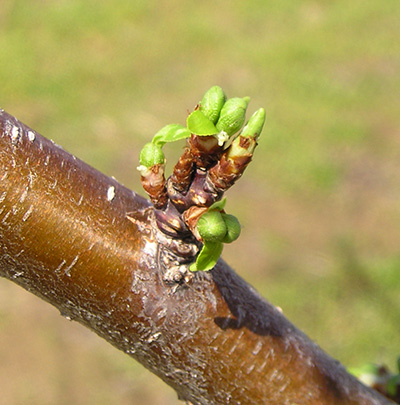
[0,110,390,404]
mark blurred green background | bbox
[1,0,400,403]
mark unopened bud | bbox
[226,108,265,158]
[200,85,226,124]
[216,97,250,136]
[241,108,266,139]
[139,142,165,168]
[197,210,227,242]
[221,214,241,243]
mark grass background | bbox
[1,0,400,403]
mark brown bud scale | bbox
[182,205,209,241]
[140,164,167,209]
[189,135,222,169]
[167,169,222,213]
[170,147,195,193]
[207,154,253,192]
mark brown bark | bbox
[0,110,391,404]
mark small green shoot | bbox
[190,241,224,272]
[152,124,191,146]
[190,198,241,272]
[186,110,218,136]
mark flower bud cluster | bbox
[137,86,266,272]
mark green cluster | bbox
[138,86,266,272]
[191,199,241,272]
[189,85,250,138]
[198,211,241,244]
[187,86,265,146]
[139,85,266,170]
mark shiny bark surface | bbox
[0,110,390,404]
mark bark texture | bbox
[0,110,391,404]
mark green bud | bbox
[139,142,165,168]
[221,214,241,243]
[241,108,266,139]
[216,97,250,136]
[227,133,257,158]
[197,210,227,242]
[200,86,226,124]
[226,109,265,158]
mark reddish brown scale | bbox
[167,169,222,213]
[182,205,209,241]
[154,200,192,238]
[170,146,195,193]
[189,135,223,169]
[140,164,167,209]
[206,135,257,193]
[238,135,253,150]
[207,153,253,192]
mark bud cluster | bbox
[137,86,266,272]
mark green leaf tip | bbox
[208,197,227,211]
[187,110,218,136]
[190,241,223,272]
[152,124,191,146]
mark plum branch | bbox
[0,108,391,404]
[138,86,265,273]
